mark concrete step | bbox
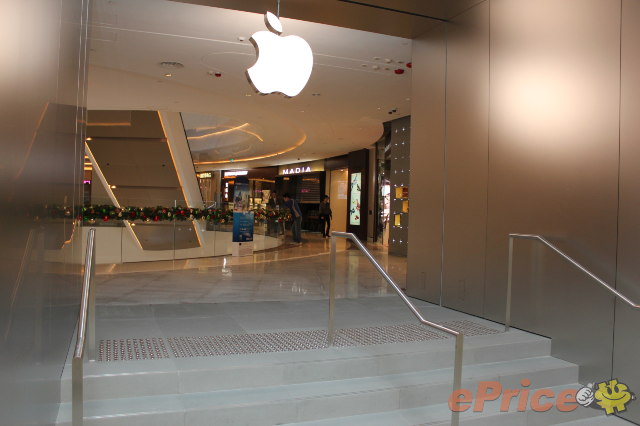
[553,415,632,425]
[281,384,612,425]
[56,355,577,426]
[60,330,550,403]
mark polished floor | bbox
[94,233,407,305]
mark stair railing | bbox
[329,232,463,426]
[73,228,97,426]
[505,233,640,332]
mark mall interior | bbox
[2,0,640,425]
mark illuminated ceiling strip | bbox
[85,143,120,208]
[188,123,249,139]
[86,122,132,127]
[188,124,264,143]
[194,135,307,165]
[14,103,49,179]
[157,111,190,206]
[157,112,204,249]
[85,142,143,250]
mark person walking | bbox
[319,195,332,238]
[266,191,279,237]
[283,193,302,243]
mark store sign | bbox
[278,160,324,176]
[197,172,212,178]
[224,170,248,177]
[282,166,311,175]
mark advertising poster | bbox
[232,177,254,243]
[349,172,362,226]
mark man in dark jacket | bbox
[283,193,302,243]
[319,195,332,238]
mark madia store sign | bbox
[278,160,324,176]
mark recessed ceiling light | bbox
[238,36,246,42]
[164,73,173,77]
[384,58,392,63]
[361,64,367,67]
[159,61,184,69]
[374,56,381,60]
[372,65,380,70]
[245,93,252,97]
[312,93,321,96]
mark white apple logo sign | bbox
[247,12,313,97]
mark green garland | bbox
[80,205,292,224]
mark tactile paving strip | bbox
[439,319,502,336]
[98,338,170,362]
[98,321,502,361]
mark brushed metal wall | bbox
[0,0,89,425]
[409,0,626,388]
[406,24,447,303]
[485,0,620,384]
[440,1,489,316]
[613,0,640,422]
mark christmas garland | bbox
[79,205,292,224]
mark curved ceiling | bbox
[87,0,413,171]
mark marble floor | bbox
[95,232,408,305]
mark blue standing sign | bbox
[232,176,254,243]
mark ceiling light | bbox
[312,93,321,96]
[164,73,172,77]
[159,61,184,69]
[238,36,246,42]
[247,12,313,97]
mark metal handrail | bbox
[73,228,97,426]
[329,232,463,426]
[506,233,640,332]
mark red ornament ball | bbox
[153,216,159,222]
[394,68,405,75]
[103,216,109,222]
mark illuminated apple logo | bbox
[247,12,313,97]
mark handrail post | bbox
[505,235,513,332]
[88,228,96,361]
[72,355,83,426]
[72,227,96,426]
[451,333,464,426]
[327,233,336,346]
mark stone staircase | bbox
[55,313,629,426]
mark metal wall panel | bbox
[613,0,640,422]
[406,24,447,303]
[441,1,489,316]
[484,0,620,383]
[0,0,89,424]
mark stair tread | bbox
[57,355,576,421]
[281,384,610,426]
[78,330,547,377]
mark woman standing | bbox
[319,195,333,238]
